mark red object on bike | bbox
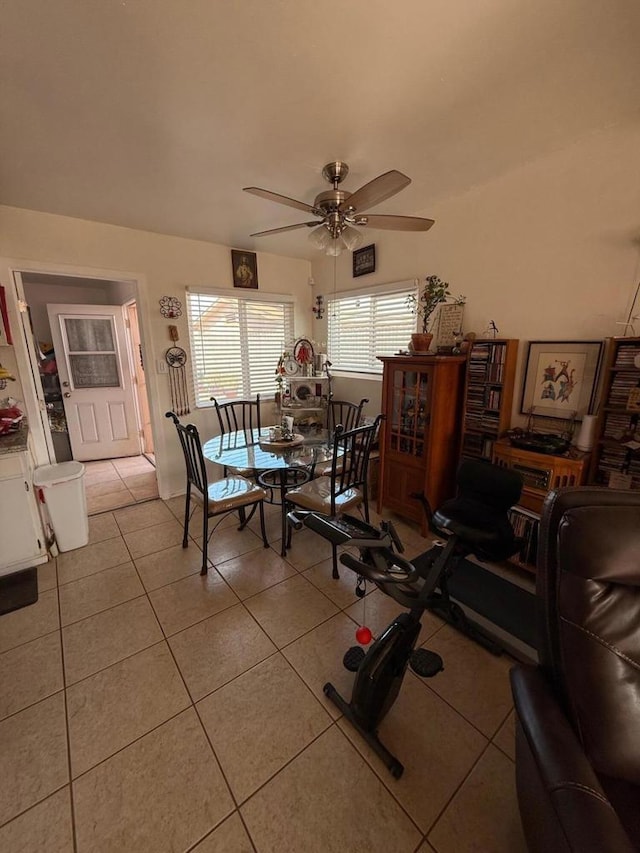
[356,626,372,645]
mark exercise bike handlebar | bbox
[287,509,419,586]
[339,551,419,586]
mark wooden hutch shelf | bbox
[377,354,466,536]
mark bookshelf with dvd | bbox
[590,336,640,490]
[460,338,519,461]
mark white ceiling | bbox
[3,0,640,259]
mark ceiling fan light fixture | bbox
[308,226,332,250]
[325,240,343,257]
[340,225,364,252]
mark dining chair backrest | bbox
[329,414,383,513]
[211,395,261,437]
[166,411,208,499]
[327,397,369,434]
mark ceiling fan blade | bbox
[250,221,318,237]
[340,170,411,213]
[244,187,316,215]
[359,214,435,232]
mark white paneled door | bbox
[47,304,141,460]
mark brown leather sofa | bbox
[510,487,640,853]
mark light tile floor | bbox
[84,456,158,515]
[0,497,527,853]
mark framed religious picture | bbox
[352,244,376,277]
[231,250,258,289]
[520,340,603,419]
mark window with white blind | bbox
[186,290,294,406]
[327,280,417,375]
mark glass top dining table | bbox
[201,428,341,556]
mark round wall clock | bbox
[283,357,299,376]
[294,383,313,402]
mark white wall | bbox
[0,209,312,495]
[313,119,640,423]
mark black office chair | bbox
[166,412,269,575]
[413,457,524,652]
[285,415,384,578]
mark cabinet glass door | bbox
[389,366,431,457]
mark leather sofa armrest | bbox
[510,665,636,853]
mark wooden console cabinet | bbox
[492,439,591,571]
[377,354,466,535]
[492,439,591,513]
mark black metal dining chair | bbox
[166,412,269,575]
[327,396,369,434]
[210,394,262,477]
[315,397,369,478]
[285,415,384,578]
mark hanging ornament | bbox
[165,346,190,416]
[159,296,182,318]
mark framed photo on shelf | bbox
[231,250,258,289]
[520,340,603,419]
[353,244,376,277]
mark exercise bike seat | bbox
[432,459,524,562]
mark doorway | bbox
[19,272,158,514]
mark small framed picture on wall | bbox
[353,244,376,277]
[231,250,259,289]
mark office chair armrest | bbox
[510,665,636,853]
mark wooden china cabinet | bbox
[377,354,466,535]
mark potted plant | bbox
[406,275,465,352]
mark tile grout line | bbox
[55,558,80,853]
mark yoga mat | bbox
[414,549,537,649]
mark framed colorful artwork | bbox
[520,340,603,419]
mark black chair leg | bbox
[201,508,209,575]
[238,503,258,531]
[362,495,370,524]
[331,543,340,579]
[258,502,269,548]
[286,501,293,549]
[183,483,191,547]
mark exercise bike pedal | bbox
[409,649,444,678]
[343,645,366,672]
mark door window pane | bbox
[69,354,120,388]
[65,318,115,352]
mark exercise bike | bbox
[287,458,524,779]
[288,510,446,779]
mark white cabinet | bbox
[0,451,47,576]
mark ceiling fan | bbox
[243,161,434,255]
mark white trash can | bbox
[33,461,89,552]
